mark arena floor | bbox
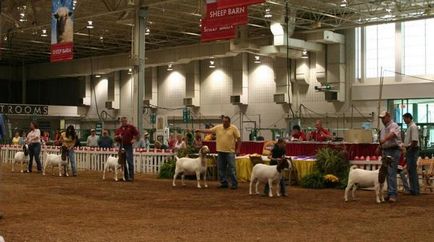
[1,165,433,242]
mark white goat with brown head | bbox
[172,146,210,188]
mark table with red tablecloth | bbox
[202,141,378,160]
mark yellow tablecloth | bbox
[291,159,317,181]
[236,156,253,182]
[235,157,316,182]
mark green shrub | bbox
[158,146,195,179]
[315,148,349,179]
[300,172,325,189]
[158,157,176,179]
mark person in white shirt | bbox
[403,113,420,195]
[86,129,99,147]
[26,121,42,173]
[173,134,186,151]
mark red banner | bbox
[50,42,74,63]
[206,3,248,25]
[201,2,248,42]
[217,0,265,9]
[201,19,236,42]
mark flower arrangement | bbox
[324,174,339,188]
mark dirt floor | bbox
[1,164,434,242]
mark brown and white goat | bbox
[345,156,393,203]
[103,148,127,181]
[172,146,210,188]
[12,144,29,173]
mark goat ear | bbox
[54,13,59,19]
[68,11,72,17]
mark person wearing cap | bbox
[86,129,99,147]
[378,111,402,202]
[133,132,150,149]
[403,112,420,195]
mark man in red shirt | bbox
[309,120,331,142]
[115,117,139,181]
[291,125,306,141]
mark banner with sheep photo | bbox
[50,0,74,63]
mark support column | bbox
[132,7,147,132]
[22,62,26,104]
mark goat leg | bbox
[196,171,202,189]
[268,179,273,197]
[204,171,208,188]
[375,184,381,203]
[172,171,178,187]
[114,165,118,182]
[181,174,186,186]
[351,185,357,200]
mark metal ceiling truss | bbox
[0,0,433,64]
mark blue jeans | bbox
[398,169,410,193]
[383,148,400,198]
[217,152,237,187]
[28,143,42,172]
[124,145,134,180]
[406,149,420,195]
[69,150,77,176]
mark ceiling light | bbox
[385,8,392,13]
[264,8,272,18]
[128,68,133,75]
[167,64,173,71]
[340,0,348,7]
[254,55,261,64]
[95,75,101,78]
[145,27,150,36]
[209,59,216,69]
[301,50,309,59]
[87,20,94,29]
[41,29,48,37]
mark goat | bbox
[42,146,70,177]
[249,158,292,197]
[12,144,29,173]
[54,7,73,43]
[345,156,393,203]
[102,148,127,181]
[172,146,210,188]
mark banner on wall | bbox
[216,0,265,9]
[50,0,74,63]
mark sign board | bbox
[51,0,74,62]
[95,122,103,136]
[0,104,49,116]
[182,108,191,123]
[201,0,264,42]
[217,0,265,9]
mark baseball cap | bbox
[91,129,96,132]
[378,111,388,118]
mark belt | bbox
[382,146,400,150]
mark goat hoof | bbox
[204,185,208,188]
[114,179,118,182]
[172,184,176,187]
[197,186,202,189]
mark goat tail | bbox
[350,165,358,170]
[174,156,180,161]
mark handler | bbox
[115,117,139,182]
[309,120,332,142]
[60,125,78,176]
[378,111,402,203]
[403,113,420,195]
[197,116,241,189]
